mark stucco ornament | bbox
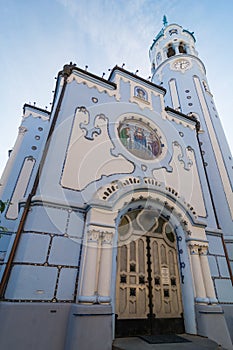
[61,107,134,191]
[79,106,104,140]
[62,107,195,193]
[173,141,193,170]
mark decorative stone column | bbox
[72,226,113,350]
[173,42,180,55]
[189,244,209,303]
[78,227,115,304]
[184,43,190,55]
[199,246,218,304]
[78,229,100,303]
[97,231,114,303]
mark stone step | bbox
[112,334,224,350]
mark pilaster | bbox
[97,231,114,302]
[78,227,114,304]
[199,246,218,304]
[189,244,209,303]
[78,229,100,302]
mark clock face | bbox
[173,59,191,71]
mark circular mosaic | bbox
[118,119,161,160]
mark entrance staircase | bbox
[112,334,224,349]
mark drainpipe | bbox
[221,235,233,286]
[195,121,220,229]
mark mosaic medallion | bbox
[118,118,161,160]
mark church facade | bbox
[0,21,232,350]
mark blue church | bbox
[0,19,232,349]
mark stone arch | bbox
[77,184,218,337]
[114,205,186,336]
[110,193,197,335]
[93,176,200,223]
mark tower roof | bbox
[150,17,196,50]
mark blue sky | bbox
[0,0,233,175]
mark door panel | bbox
[115,209,184,337]
[116,237,149,319]
[150,236,183,318]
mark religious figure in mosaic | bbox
[118,119,161,160]
[134,86,148,101]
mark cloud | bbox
[55,0,180,76]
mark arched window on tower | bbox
[179,42,187,54]
[151,62,156,73]
[169,28,178,36]
[167,44,175,58]
[156,52,162,65]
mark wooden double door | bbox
[115,209,184,337]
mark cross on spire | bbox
[163,15,168,27]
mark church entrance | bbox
[115,208,184,337]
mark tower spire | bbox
[163,15,168,27]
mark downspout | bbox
[221,236,233,286]
[195,120,220,229]
[0,63,76,298]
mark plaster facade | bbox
[0,21,232,350]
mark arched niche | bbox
[111,197,197,336]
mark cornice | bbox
[165,106,198,126]
[60,65,117,90]
[109,65,166,94]
[23,104,50,121]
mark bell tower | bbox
[149,17,233,236]
[150,16,198,77]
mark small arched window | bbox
[156,52,162,65]
[169,28,178,36]
[152,62,156,72]
[167,44,175,58]
[179,42,187,54]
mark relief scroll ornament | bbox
[61,106,134,191]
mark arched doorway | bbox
[115,208,184,337]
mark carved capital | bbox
[189,242,209,255]
[189,244,199,255]
[101,232,113,245]
[87,229,113,245]
[199,246,208,256]
[87,230,100,243]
